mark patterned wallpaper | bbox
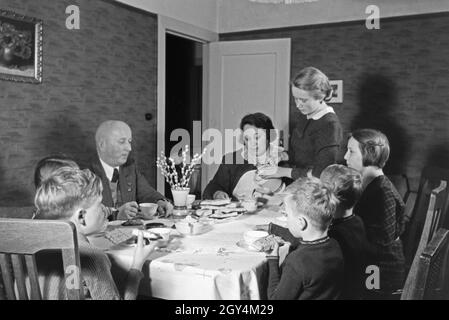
[221,13,449,188]
[0,0,158,205]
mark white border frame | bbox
[329,80,343,103]
[157,16,218,194]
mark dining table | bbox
[88,204,289,300]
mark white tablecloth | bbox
[89,206,287,300]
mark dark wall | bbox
[0,0,158,205]
[221,13,449,188]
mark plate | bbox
[276,216,287,222]
[200,199,231,206]
[207,212,243,223]
[236,239,262,252]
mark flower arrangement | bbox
[156,145,206,191]
[0,22,33,62]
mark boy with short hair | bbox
[266,177,344,300]
[34,167,156,299]
[320,164,368,299]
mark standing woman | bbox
[345,129,405,297]
[260,67,343,181]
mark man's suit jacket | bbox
[88,156,165,208]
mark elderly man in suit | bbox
[89,120,172,220]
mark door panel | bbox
[202,38,291,192]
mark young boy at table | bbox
[34,167,157,299]
[320,164,368,299]
[33,155,114,224]
[266,165,368,299]
[266,177,344,300]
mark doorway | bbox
[164,33,203,199]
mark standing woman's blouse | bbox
[354,175,406,292]
[289,108,343,179]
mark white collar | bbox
[307,106,335,120]
[99,157,119,182]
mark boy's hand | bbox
[266,240,280,258]
[117,201,139,220]
[131,231,157,270]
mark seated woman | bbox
[202,113,286,201]
[344,129,406,297]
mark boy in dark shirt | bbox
[320,164,368,299]
[266,177,344,300]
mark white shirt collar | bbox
[99,157,119,182]
[307,106,335,120]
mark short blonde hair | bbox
[285,177,338,231]
[35,167,103,220]
[292,66,333,101]
[34,155,79,188]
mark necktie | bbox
[111,168,119,183]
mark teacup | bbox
[139,203,159,219]
[150,228,171,243]
[243,230,268,246]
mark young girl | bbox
[259,66,343,180]
[344,129,405,297]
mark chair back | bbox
[0,206,35,219]
[0,218,82,300]
[402,167,449,266]
[402,228,449,300]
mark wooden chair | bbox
[402,167,449,267]
[401,179,447,298]
[0,218,82,300]
[0,206,35,219]
[401,228,449,300]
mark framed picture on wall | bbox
[329,80,343,103]
[0,9,43,83]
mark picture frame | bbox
[329,80,343,103]
[0,9,43,84]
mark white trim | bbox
[157,16,218,195]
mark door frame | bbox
[157,16,218,195]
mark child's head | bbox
[284,177,338,238]
[34,167,106,236]
[344,129,390,172]
[34,155,79,188]
[320,164,363,218]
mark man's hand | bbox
[213,191,230,200]
[157,199,173,217]
[117,201,139,220]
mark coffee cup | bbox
[139,203,159,219]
